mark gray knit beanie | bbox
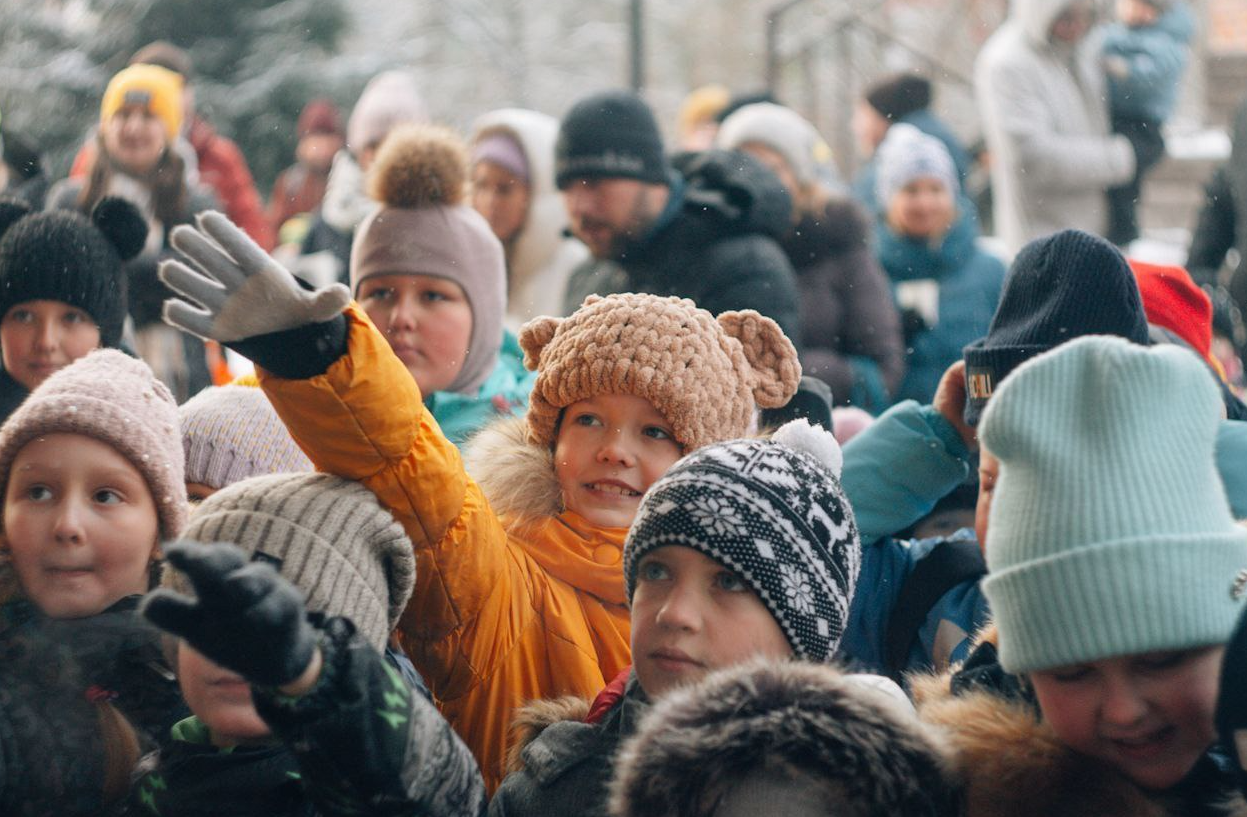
[874,123,958,209]
[178,472,415,650]
[180,384,313,491]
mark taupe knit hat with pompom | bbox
[522,293,801,451]
[351,124,506,394]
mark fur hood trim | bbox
[462,415,562,524]
[610,659,960,817]
[503,695,590,776]
[913,645,1247,817]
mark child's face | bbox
[1116,0,1160,27]
[553,394,683,528]
[0,300,101,391]
[177,643,271,748]
[358,273,473,395]
[3,433,158,618]
[1030,646,1224,791]
[631,545,792,698]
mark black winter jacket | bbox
[561,150,802,345]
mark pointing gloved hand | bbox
[142,541,317,687]
[159,210,350,342]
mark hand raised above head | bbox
[159,210,350,343]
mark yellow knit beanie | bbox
[100,64,184,142]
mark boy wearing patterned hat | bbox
[491,419,864,817]
[133,472,486,816]
[155,209,801,790]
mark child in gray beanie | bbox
[136,472,486,816]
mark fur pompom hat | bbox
[610,659,959,817]
[351,124,506,395]
[0,196,147,349]
[521,293,801,451]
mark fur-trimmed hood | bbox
[912,628,1247,817]
[462,415,562,523]
[610,659,960,817]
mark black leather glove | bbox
[143,541,316,687]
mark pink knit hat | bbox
[0,349,187,540]
[522,294,802,451]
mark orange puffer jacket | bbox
[259,304,632,792]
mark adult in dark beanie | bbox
[557,90,801,345]
[851,73,972,211]
[0,195,146,421]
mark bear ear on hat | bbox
[0,197,33,242]
[91,196,148,261]
[518,315,562,371]
[718,310,801,408]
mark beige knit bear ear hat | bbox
[521,293,801,451]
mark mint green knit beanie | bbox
[979,335,1247,674]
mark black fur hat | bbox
[610,659,961,817]
[0,196,146,348]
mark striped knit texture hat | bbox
[979,335,1247,673]
[179,384,313,490]
[177,472,414,650]
[521,293,801,451]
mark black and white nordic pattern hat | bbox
[624,419,861,662]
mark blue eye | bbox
[93,489,122,505]
[26,485,52,501]
[715,571,747,592]
[573,413,602,427]
[638,560,670,582]
[362,288,395,303]
[643,425,673,441]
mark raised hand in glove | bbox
[142,541,317,687]
[159,210,350,342]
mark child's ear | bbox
[519,315,563,371]
[717,310,802,409]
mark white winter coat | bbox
[975,0,1136,254]
[470,109,588,331]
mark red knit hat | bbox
[1129,259,1215,367]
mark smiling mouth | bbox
[586,482,641,497]
[1108,726,1174,757]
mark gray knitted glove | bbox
[159,210,350,342]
